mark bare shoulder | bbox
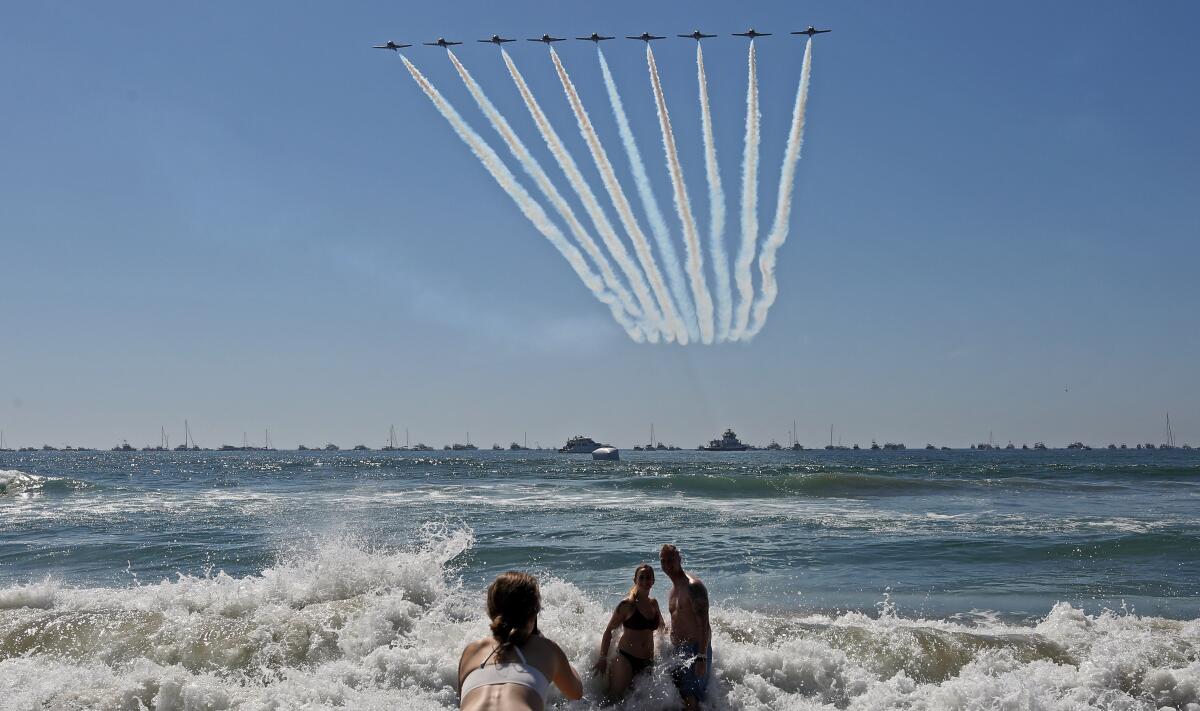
[458,638,491,678]
[687,576,708,598]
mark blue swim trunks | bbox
[670,641,713,702]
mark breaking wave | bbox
[1,525,1197,710]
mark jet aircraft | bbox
[528,34,566,43]
[423,38,463,47]
[678,30,717,40]
[791,26,831,37]
[732,28,772,39]
[576,32,614,42]
[626,32,666,42]
[478,35,516,45]
[372,41,411,51]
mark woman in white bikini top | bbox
[458,572,583,710]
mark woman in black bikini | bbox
[593,564,665,699]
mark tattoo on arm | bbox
[688,581,709,620]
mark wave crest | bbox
[1,526,1198,710]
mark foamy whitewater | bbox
[2,451,1198,709]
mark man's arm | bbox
[688,579,711,675]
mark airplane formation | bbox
[374,27,830,51]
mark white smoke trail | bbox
[547,48,687,345]
[596,48,699,344]
[645,45,715,345]
[499,49,667,343]
[746,39,814,340]
[445,50,646,336]
[696,43,731,342]
[398,55,645,343]
[730,41,761,341]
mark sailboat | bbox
[1163,412,1177,449]
[143,427,169,451]
[264,429,276,452]
[382,424,402,451]
[0,430,12,452]
[174,420,200,451]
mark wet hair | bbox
[487,571,540,652]
[626,564,654,601]
[660,544,681,562]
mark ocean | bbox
[2,449,1197,709]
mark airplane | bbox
[576,32,614,42]
[423,38,463,47]
[732,28,772,39]
[372,41,411,51]
[677,30,717,41]
[626,32,666,42]
[527,34,566,43]
[791,26,831,37]
[477,35,516,45]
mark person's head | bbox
[659,544,683,577]
[626,563,655,600]
[487,571,541,649]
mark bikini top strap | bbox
[479,643,527,669]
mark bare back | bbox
[458,634,580,711]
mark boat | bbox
[324,443,339,451]
[0,430,12,452]
[883,442,906,450]
[766,440,782,450]
[174,420,200,451]
[410,442,433,451]
[870,440,881,451]
[112,440,135,452]
[353,444,370,451]
[560,435,605,454]
[1162,412,1177,449]
[592,446,619,461]
[925,444,936,450]
[699,429,749,452]
[509,442,529,451]
[1033,442,1047,450]
[381,425,402,451]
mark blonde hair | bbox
[626,564,654,601]
[487,571,540,652]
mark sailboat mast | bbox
[830,425,834,448]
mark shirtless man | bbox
[660,544,712,709]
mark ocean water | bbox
[1,449,1198,710]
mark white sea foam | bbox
[0,469,43,496]
[1,525,1197,710]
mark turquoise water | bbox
[2,450,1198,709]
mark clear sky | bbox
[2,1,1197,450]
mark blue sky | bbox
[2,1,1197,449]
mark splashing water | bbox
[696,43,732,342]
[646,45,715,345]
[398,55,645,342]
[445,50,645,337]
[548,48,684,344]
[3,524,1197,710]
[597,48,698,345]
[747,39,815,340]
[731,41,762,342]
